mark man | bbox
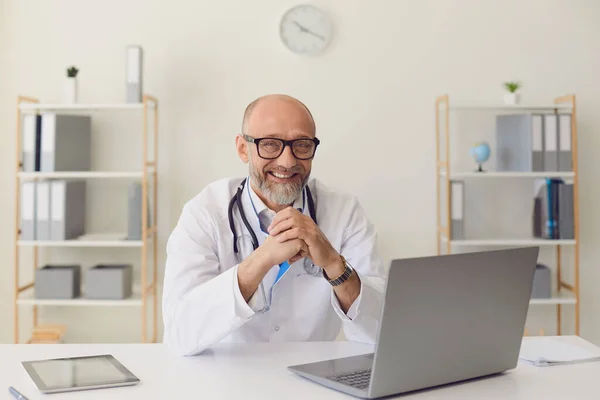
[162,94,386,356]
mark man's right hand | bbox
[237,235,307,303]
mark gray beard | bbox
[250,163,308,205]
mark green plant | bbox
[504,81,521,93]
[66,66,79,78]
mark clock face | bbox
[279,5,332,55]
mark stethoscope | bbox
[227,177,322,312]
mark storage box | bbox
[531,264,551,298]
[85,264,133,299]
[35,265,81,299]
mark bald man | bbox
[162,94,386,356]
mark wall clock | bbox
[279,5,333,55]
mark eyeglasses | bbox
[242,134,320,160]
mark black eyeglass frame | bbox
[242,134,320,160]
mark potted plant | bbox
[66,66,79,103]
[503,81,521,105]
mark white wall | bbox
[1,0,600,344]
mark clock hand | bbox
[293,20,325,41]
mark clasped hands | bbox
[261,207,342,274]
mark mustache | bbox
[265,166,304,174]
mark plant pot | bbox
[66,77,78,103]
[504,92,520,105]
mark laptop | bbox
[288,247,539,399]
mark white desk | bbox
[1,336,598,399]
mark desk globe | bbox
[470,142,490,172]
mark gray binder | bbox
[126,46,143,103]
[127,182,151,240]
[20,182,37,240]
[35,181,51,240]
[558,183,574,239]
[41,113,91,172]
[50,180,86,240]
[558,114,573,172]
[450,180,464,239]
[543,114,559,171]
[495,114,544,172]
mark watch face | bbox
[279,5,332,55]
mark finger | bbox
[276,227,303,243]
[268,218,296,236]
[269,207,302,231]
[289,253,303,263]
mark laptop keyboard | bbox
[328,369,372,390]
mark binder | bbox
[127,182,151,240]
[558,114,573,172]
[126,46,143,103]
[50,180,86,240]
[558,183,574,239]
[543,115,559,171]
[35,181,51,240]
[41,113,91,172]
[450,180,464,239]
[20,182,36,240]
[22,114,41,172]
[495,114,544,172]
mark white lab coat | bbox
[162,177,387,356]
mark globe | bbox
[470,142,491,172]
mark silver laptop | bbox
[288,247,539,399]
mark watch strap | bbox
[323,255,354,286]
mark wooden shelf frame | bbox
[13,95,159,344]
[435,94,579,336]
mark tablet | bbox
[22,354,140,394]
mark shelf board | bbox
[530,292,576,305]
[448,104,573,111]
[442,237,576,246]
[17,287,143,307]
[18,171,144,180]
[18,233,143,248]
[18,103,155,111]
[439,171,575,179]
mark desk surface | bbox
[1,336,598,399]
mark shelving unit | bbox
[14,95,159,344]
[435,94,579,335]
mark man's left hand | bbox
[268,207,342,274]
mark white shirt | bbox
[162,176,387,356]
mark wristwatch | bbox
[323,255,354,286]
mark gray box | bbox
[531,264,551,299]
[496,114,544,172]
[35,265,81,299]
[40,113,91,172]
[85,264,133,299]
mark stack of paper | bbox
[519,337,600,367]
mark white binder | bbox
[450,181,464,239]
[35,181,51,240]
[22,115,38,172]
[543,115,558,171]
[558,114,573,172]
[20,182,37,240]
[126,46,143,103]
